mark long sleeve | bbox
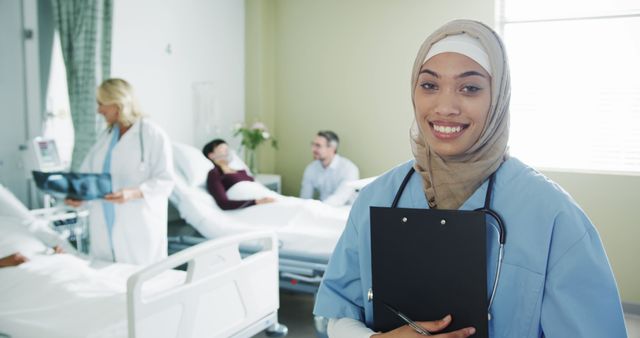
[138,125,175,206]
[300,164,314,198]
[323,159,360,206]
[313,216,367,320]
[343,160,359,183]
[206,169,255,210]
[539,211,627,337]
[328,318,376,338]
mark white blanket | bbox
[0,254,185,338]
[174,180,350,259]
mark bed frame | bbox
[168,232,328,296]
[130,231,288,337]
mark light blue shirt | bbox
[300,154,359,201]
[313,158,627,337]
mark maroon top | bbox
[206,167,256,210]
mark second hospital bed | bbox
[0,184,284,338]
[169,143,364,294]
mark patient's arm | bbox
[256,197,276,205]
[0,245,64,268]
[0,253,29,268]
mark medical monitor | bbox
[32,137,64,172]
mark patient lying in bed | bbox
[0,183,282,338]
[202,139,275,209]
[0,246,63,268]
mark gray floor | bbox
[253,292,640,338]
[627,314,640,338]
[253,292,318,338]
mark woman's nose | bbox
[434,90,460,116]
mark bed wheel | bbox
[265,322,288,337]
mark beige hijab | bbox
[410,20,511,210]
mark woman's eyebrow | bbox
[419,69,487,79]
[419,69,439,78]
[457,70,487,79]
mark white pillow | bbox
[228,150,251,174]
[172,143,214,187]
[0,216,48,259]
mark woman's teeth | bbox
[433,125,463,134]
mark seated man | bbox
[300,131,359,203]
[202,139,275,210]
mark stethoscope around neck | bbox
[137,119,146,171]
[110,119,146,171]
[392,166,506,320]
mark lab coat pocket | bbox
[490,262,544,337]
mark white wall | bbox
[0,0,43,207]
[111,0,245,148]
[0,0,29,203]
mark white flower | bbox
[251,122,266,131]
[262,132,270,139]
[232,123,243,132]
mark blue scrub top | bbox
[313,158,627,337]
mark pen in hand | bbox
[382,302,432,336]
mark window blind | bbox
[498,0,640,173]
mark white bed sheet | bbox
[172,179,350,259]
[0,254,185,338]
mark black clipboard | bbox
[370,206,488,337]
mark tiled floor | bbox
[254,292,640,338]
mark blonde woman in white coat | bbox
[66,78,175,265]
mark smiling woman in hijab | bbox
[313,20,626,337]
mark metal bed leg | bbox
[314,315,329,338]
[265,322,288,337]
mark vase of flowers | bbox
[233,122,277,174]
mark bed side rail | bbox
[128,231,279,338]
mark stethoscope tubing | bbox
[488,243,504,319]
[93,120,146,172]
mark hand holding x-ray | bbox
[104,188,143,204]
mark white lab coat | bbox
[80,119,174,265]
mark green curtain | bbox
[52,0,113,170]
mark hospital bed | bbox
[170,143,367,294]
[0,184,286,338]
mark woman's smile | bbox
[429,121,470,139]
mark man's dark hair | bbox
[317,130,339,152]
[202,139,227,158]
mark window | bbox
[43,31,74,169]
[498,0,640,173]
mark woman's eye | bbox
[461,85,482,94]
[420,82,437,91]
